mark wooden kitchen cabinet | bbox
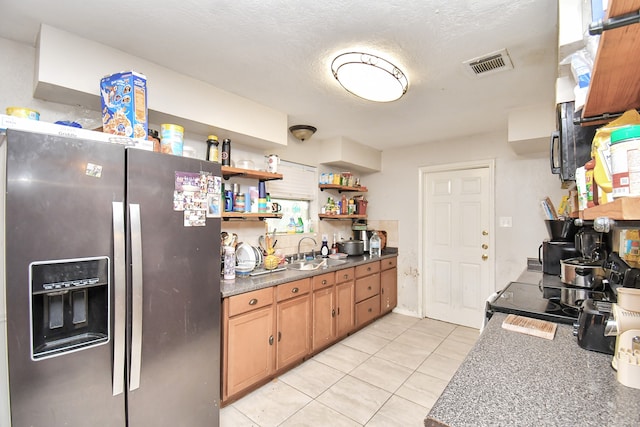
[335,267,355,339]
[380,257,397,314]
[355,261,381,328]
[311,272,336,351]
[275,278,311,371]
[222,287,275,401]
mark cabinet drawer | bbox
[313,272,335,290]
[381,257,397,270]
[276,278,311,302]
[355,273,380,303]
[227,287,274,317]
[355,261,380,278]
[335,267,355,284]
[356,295,381,327]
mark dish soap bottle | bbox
[320,235,330,258]
[369,231,381,257]
[287,217,296,234]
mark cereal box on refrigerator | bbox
[100,71,148,139]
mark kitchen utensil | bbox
[545,219,578,241]
[236,159,255,170]
[574,227,603,260]
[337,239,364,256]
[354,230,370,252]
[574,299,615,355]
[235,242,256,273]
[539,241,580,275]
[560,257,606,288]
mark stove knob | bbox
[572,322,580,336]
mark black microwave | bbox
[550,102,600,184]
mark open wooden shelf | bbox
[221,166,283,181]
[222,212,283,221]
[318,214,367,220]
[582,0,640,124]
[319,184,368,193]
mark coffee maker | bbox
[604,287,640,389]
[539,219,579,275]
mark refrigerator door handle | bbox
[112,202,126,396]
[129,203,143,391]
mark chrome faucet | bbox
[297,237,317,260]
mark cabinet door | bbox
[276,294,311,370]
[380,267,397,314]
[225,305,274,399]
[335,280,355,338]
[312,286,336,351]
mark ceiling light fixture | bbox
[331,52,408,102]
[289,125,317,142]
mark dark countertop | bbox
[220,248,398,298]
[425,312,640,427]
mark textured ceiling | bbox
[0,0,558,150]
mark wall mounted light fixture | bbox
[289,125,317,141]
[331,52,408,102]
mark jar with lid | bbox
[147,128,161,152]
[206,135,219,162]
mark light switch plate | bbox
[499,216,512,227]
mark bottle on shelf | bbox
[369,231,381,257]
[206,135,219,162]
[341,194,348,214]
[331,233,338,254]
[221,138,231,166]
[296,217,304,233]
[287,217,296,234]
[320,235,329,258]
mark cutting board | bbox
[501,314,557,340]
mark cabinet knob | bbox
[343,274,349,280]
[337,307,340,315]
[291,287,299,293]
[368,308,372,313]
[322,279,327,285]
[332,309,336,318]
[367,267,371,271]
[381,288,384,294]
[278,331,282,342]
[269,335,274,345]
[368,286,372,290]
[249,298,258,305]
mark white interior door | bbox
[422,162,494,329]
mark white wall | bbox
[1,36,567,319]
[364,131,565,316]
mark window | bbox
[265,161,317,233]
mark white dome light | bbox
[331,52,408,102]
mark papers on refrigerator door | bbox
[173,171,222,226]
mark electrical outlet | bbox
[499,216,512,227]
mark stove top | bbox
[487,280,614,325]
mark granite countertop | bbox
[425,312,640,427]
[220,248,398,298]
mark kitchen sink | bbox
[286,258,347,270]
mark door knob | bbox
[482,254,489,261]
[482,230,488,236]
[482,244,488,249]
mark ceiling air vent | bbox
[463,48,513,77]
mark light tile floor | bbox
[220,313,479,427]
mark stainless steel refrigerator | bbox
[0,128,221,426]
